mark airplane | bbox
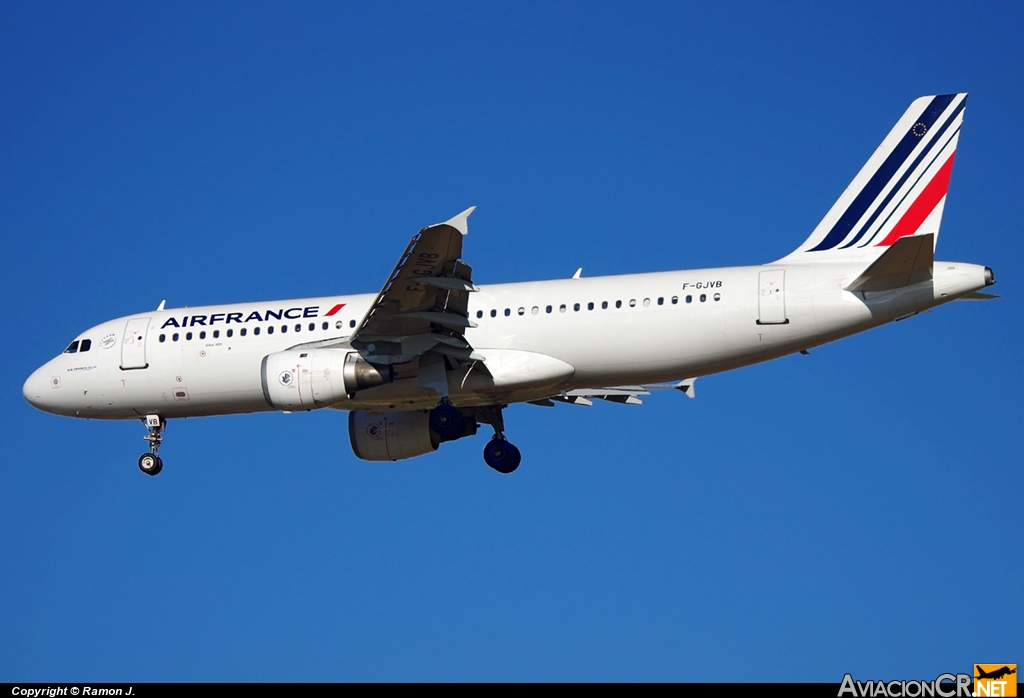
[22,93,995,476]
[976,666,1017,681]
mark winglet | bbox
[439,206,476,236]
[157,300,166,311]
[572,268,583,279]
[675,378,696,398]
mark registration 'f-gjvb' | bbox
[24,93,995,475]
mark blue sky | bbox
[2,1,1021,681]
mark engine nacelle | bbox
[348,410,478,461]
[261,349,394,410]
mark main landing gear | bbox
[429,398,466,440]
[476,404,521,474]
[483,437,521,474]
[428,401,522,474]
[138,414,165,476]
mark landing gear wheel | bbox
[138,415,166,476]
[430,402,466,440]
[138,453,163,476]
[483,438,521,474]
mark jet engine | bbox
[349,410,478,461]
[261,349,394,410]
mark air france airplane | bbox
[23,94,995,475]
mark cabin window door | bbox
[121,317,151,369]
[757,270,788,325]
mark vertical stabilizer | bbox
[780,93,966,263]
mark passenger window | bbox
[700,294,706,302]
[686,295,692,303]
[657,297,664,305]
[63,341,79,354]
[587,302,594,310]
[629,299,636,307]
[241,328,248,336]
[350,320,356,328]
[322,322,328,330]
[268,326,274,335]
[280,325,287,333]
[559,304,566,313]
[672,296,678,304]
[336,321,343,329]
[172,333,179,341]
[546,305,552,314]
[213,330,220,338]
[254,327,260,335]
[159,335,166,343]
[602,301,608,309]
[615,300,622,308]
[531,306,539,315]
[199,331,206,339]
[186,332,193,340]
[505,308,511,316]
[309,323,315,331]
[490,309,497,318]
[227,329,233,338]
[643,298,650,307]
[295,324,301,332]
[518,307,525,316]
[573,303,580,311]
[714,293,721,301]
[477,310,483,319]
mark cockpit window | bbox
[79,339,92,352]
[63,341,80,354]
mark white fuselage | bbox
[23,260,989,420]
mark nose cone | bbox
[23,364,54,412]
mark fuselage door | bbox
[121,317,151,370]
[757,270,788,325]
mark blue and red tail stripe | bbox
[875,151,956,247]
[808,94,960,253]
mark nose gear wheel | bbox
[138,415,166,476]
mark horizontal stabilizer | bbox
[957,291,1000,300]
[845,233,933,292]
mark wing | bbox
[530,379,697,407]
[348,207,484,368]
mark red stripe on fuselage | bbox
[876,152,956,247]
[324,303,346,316]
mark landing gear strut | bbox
[138,414,165,476]
[477,405,521,474]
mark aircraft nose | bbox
[23,365,53,412]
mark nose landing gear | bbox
[138,414,165,476]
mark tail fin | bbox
[780,93,966,263]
